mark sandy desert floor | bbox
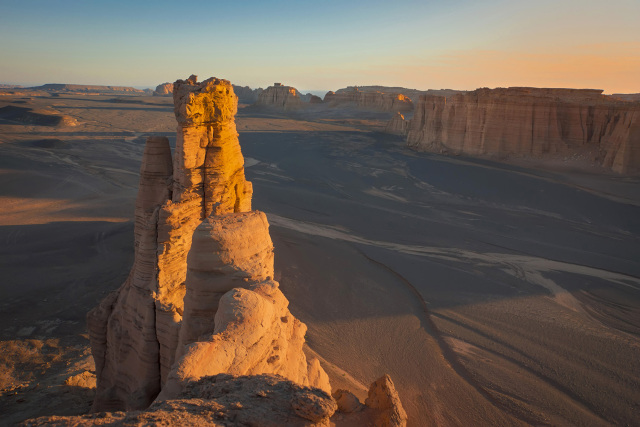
[1,94,639,426]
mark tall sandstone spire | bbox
[86,76,406,427]
[87,76,254,411]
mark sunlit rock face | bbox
[153,82,173,96]
[324,87,414,113]
[256,83,304,110]
[26,374,338,427]
[406,87,640,174]
[87,76,253,411]
[86,76,335,415]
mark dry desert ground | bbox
[1,93,639,426]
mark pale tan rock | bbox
[406,87,640,174]
[88,76,254,411]
[256,83,304,110]
[175,211,274,357]
[364,374,408,427]
[324,87,413,113]
[159,211,330,401]
[153,82,173,96]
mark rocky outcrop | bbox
[24,374,337,427]
[406,87,640,174]
[385,112,409,135]
[156,211,330,400]
[153,82,173,96]
[232,85,263,104]
[256,83,304,110]
[324,87,413,113]
[88,75,253,411]
[85,74,405,424]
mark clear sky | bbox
[1,0,639,93]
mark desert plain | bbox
[0,90,639,426]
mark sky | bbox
[1,0,639,93]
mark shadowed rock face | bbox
[385,112,409,135]
[406,87,640,174]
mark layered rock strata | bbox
[256,83,304,110]
[88,76,253,411]
[406,87,640,174]
[324,87,413,113]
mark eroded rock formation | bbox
[406,87,640,174]
[233,85,264,104]
[256,83,304,110]
[324,87,413,113]
[85,75,406,425]
[88,76,253,411]
[153,82,173,96]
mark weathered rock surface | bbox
[406,87,640,174]
[385,112,409,135]
[324,87,414,113]
[23,374,337,427]
[153,82,173,96]
[88,76,253,411]
[256,83,304,110]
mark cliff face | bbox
[256,84,304,110]
[406,87,640,174]
[324,87,413,113]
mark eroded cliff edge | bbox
[78,76,406,426]
[405,87,640,174]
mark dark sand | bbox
[1,94,638,426]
